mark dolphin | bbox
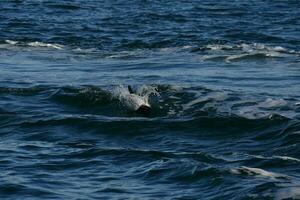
[123,86,151,115]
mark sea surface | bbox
[0,0,300,199]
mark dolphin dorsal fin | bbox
[128,85,134,94]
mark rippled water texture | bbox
[0,1,300,199]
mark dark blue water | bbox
[1,1,300,199]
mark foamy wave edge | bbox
[4,40,64,50]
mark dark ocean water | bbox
[1,0,300,199]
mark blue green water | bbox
[0,1,300,199]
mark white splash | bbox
[112,85,157,112]
[135,85,159,97]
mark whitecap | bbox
[205,44,233,50]
[230,166,288,180]
[181,45,193,49]
[273,156,300,162]
[273,46,287,52]
[202,43,298,62]
[73,47,98,53]
[225,51,281,62]
[27,41,64,50]
[5,39,18,45]
[225,53,250,62]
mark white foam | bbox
[207,91,229,101]
[240,43,290,53]
[27,41,64,50]
[73,47,98,53]
[230,166,287,180]
[259,98,287,108]
[136,85,159,97]
[225,53,250,62]
[182,97,208,111]
[182,45,193,49]
[205,44,233,50]
[201,55,226,61]
[202,43,298,62]
[265,51,281,57]
[238,43,252,51]
[5,40,18,45]
[160,45,193,53]
[237,109,268,120]
[273,46,286,52]
[273,156,300,162]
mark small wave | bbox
[230,166,288,180]
[225,52,282,62]
[103,42,299,62]
[199,43,294,53]
[204,44,234,51]
[46,3,81,10]
[0,183,59,198]
[27,41,64,50]
[0,107,15,115]
[273,156,300,162]
[276,186,300,200]
[104,45,195,60]
[2,84,299,121]
[0,86,46,96]
[2,39,298,63]
[258,98,288,109]
[50,87,112,107]
[199,43,298,62]
[3,39,64,50]
[5,39,18,45]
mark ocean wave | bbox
[1,84,299,121]
[230,166,288,180]
[101,42,300,62]
[276,186,300,200]
[2,40,64,50]
[5,39,18,45]
[45,3,81,10]
[0,86,46,95]
[65,85,299,119]
[50,87,112,106]
[0,183,57,198]
[27,41,64,50]
[2,39,299,63]
[273,156,300,162]
[199,43,299,62]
